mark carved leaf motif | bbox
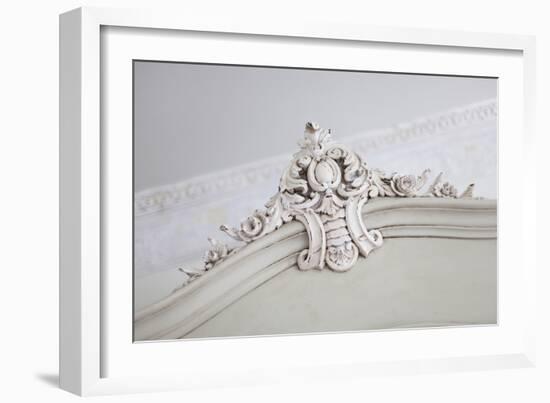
[368,169,396,198]
[220,194,284,242]
[390,169,430,197]
[326,242,358,272]
[280,159,309,195]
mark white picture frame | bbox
[59,6,537,396]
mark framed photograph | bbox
[60,7,537,396]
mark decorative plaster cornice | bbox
[135,157,285,216]
[348,99,496,156]
[135,99,496,216]
[178,122,476,286]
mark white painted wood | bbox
[83,6,534,51]
[134,197,497,341]
[59,8,82,395]
[187,237,496,339]
[59,7,102,395]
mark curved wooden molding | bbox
[134,197,496,341]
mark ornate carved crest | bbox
[179,122,475,285]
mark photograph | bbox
[42,2,544,399]
[132,61,498,341]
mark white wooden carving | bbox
[181,122,476,285]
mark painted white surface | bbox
[2,1,547,403]
[133,197,497,339]
[187,238,497,338]
[133,62,496,192]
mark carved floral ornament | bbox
[179,122,476,285]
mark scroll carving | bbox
[180,122,476,285]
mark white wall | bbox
[134,61,496,191]
[2,1,548,402]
